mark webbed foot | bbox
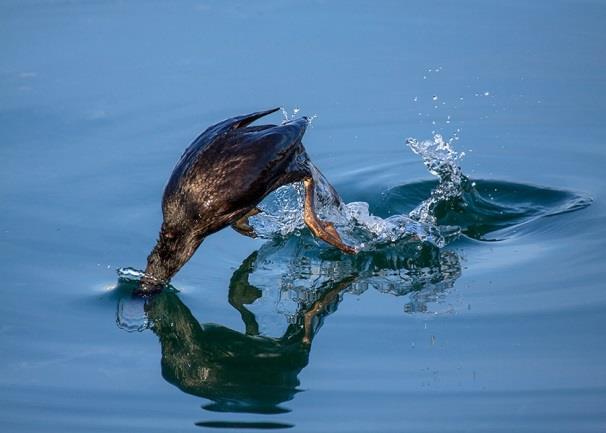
[231,207,262,238]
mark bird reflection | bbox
[145,289,308,414]
[116,236,462,416]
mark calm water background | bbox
[1,1,606,432]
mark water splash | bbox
[280,107,293,121]
[115,266,177,293]
[380,134,592,241]
[406,133,466,225]
[281,106,317,125]
[249,183,306,237]
[250,133,465,250]
[116,267,146,282]
[244,126,592,248]
[250,183,454,249]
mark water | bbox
[2,1,606,432]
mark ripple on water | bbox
[380,179,592,241]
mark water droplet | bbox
[432,95,438,101]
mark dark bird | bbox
[143,107,356,290]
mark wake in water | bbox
[249,131,592,246]
[250,133,465,250]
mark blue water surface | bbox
[1,1,605,432]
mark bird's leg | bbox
[302,276,356,344]
[303,177,357,254]
[231,207,262,238]
[228,252,262,336]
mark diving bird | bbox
[142,107,357,290]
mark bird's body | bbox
[143,108,355,290]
